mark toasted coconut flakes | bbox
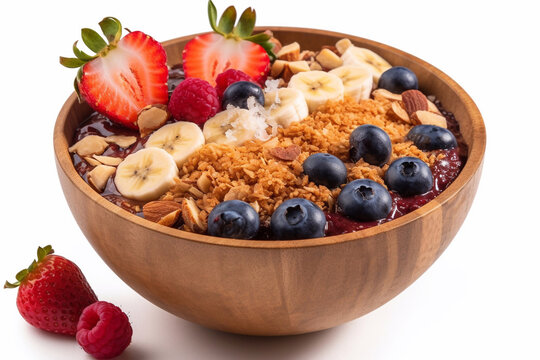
[163,96,444,225]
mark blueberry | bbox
[271,198,326,239]
[406,125,457,151]
[385,157,433,197]
[337,179,392,222]
[350,124,392,166]
[303,153,347,189]
[207,200,260,239]
[378,66,418,94]
[222,81,264,110]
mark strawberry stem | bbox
[217,6,236,34]
[60,17,125,101]
[4,245,54,289]
[81,28,108,53]
[207,0,276,60]
[99,17,122,44]
[207,0,221,35]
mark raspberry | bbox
[76,301,132,359]
[215,69,256,99]
[168,77,220,126]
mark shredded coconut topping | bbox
[264,79,280,93]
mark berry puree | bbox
[326,148,463,236]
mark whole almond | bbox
[401,90,428,116]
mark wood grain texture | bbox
[53,27,486,336]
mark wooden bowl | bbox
[53,27,486,336]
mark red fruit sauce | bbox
[325,148,463,236]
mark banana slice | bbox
[115,147,178,201]
[145,121,205,167]
[329,65,373,102]
[264,88,309,128]
[203,108,257,146]
[287,71,344,113]
[340,46,391,84]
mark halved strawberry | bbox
[183,33,269,86]
[61,18,168,129]
[182,1,275,86]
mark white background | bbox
[1,0,539,359]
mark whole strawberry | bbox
[4,245,98,336]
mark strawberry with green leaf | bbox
[4,245,98,336]
[182,1,275,86]
[60,17,168,129]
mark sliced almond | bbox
[372,88,402,102]
[276,42,300,61]
[92,154,123,166]
[250,201,260,213]
[143,200,182,223]
[309,61,323,71]
[281,63,294,83]
[401,90,429,116]
[188,186,204,199]
[157,209,181,227]
[105,135,137,148]
[224,185,251,201]
[427,100,442,115]
[87,165,116,192]
[69,135,109,157]
[175,179,193,192]
[315,49,343,70]
[262,137,279,148]
[264,30,282,54]
[137,104,170,138]
[181,198,206,233]
[335,38,353,55]
[197,172,213,193]
[84,156,102,167]
[299,50,316,61]
[327,194,336,211]
[288,61,310,73]
[271,60,287,78]
[278,61,310,83]
[391,102,411,123]
[321,45,340,55]
[411,110,447,128]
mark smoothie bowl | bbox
[54,6,485,335]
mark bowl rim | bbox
[53,26,486,250]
